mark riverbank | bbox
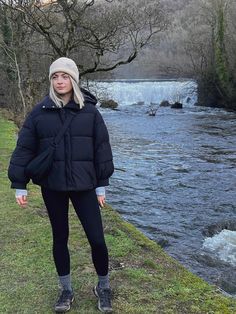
[1,112,236,313]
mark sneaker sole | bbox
[55,296,74,313]
[93,286,113,313]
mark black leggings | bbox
[41,187,108,276]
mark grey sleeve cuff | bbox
[15,189,28,197]
[95,186,106,196]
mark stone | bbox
[171,102,183,109]
[160,100,171,107]
[100,99,118,109]
[202,219,236,237]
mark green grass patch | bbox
[1,111,236,313]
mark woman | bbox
[8,57,114,313]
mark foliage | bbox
[157,0,236,109]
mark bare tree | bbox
[0,5,27,116]
[0,0,168,77]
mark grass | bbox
[0,111,236,313]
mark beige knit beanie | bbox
[49,57,79,83]
[49,57,84,108]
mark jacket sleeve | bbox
[8,112,37,189]
[94,109,114,187]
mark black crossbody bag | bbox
[25,112,76,181]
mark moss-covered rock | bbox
[100,99,118,109]
[160,100,171,107]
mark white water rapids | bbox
[203,230,236,267]
[87,79,198,107]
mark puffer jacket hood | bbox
[81,87,97,106]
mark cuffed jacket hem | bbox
[97,179,109,187]
[11,182,27,189]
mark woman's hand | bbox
[97,195,106,208]
[95,186,106,208]
[16,195,28,207]
[15,189,28,207]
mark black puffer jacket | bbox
[8,90,114,191]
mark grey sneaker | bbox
[54,289,74,313]
[93,286,113,313]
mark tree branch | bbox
[80,49,138,76]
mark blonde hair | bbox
[49,76,84,109]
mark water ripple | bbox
[100,83,236,294]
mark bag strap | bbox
[52,112,76,146]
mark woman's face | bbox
[52,72,73,96]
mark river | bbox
[91,80,236,296]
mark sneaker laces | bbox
[99,288,112,306]
[57,290,72,304]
